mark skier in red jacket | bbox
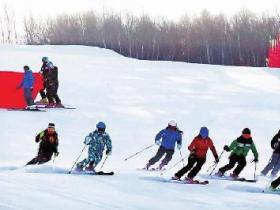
[172,127,219,183]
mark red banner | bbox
[0,71,43,108]
[268,35,280,68]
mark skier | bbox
[26,123,59,165]
[38,57,52,104]
[17,65,36,109]
[76,122,112,172]
[144,120,182,170]
[216,128,259,178]
[270,176,280,191]
[261,130,280,177]
[39,57,62,107]
[172,127,219,182]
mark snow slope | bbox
[0,45,280,210]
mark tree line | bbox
[2,8,280,67]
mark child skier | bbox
[144,120,182,170]
[172,127,219,182]
[216,128,259,178]
[17,65,36,109]
[26,123,59,165]
[261,129,280,177]
[76,122,112,172]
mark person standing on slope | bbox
[261,129,280,177]
[172,127,219,182]
[38,57,52,104]
[26,123,59,165]
[216,128,259,178]
[17,65,36,110]
[144,120,182,170]
[76,122,112,172]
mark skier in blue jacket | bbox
[17,65,36,109]
[76,122,112,172]
[144,120,183,170]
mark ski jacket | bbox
[40,61,54,78]
[228,136,258,159]
[19,70,34,89]
[155,128,182,150]
[188,135,218,159]
[35,129,59,156]
[271,133,280,154]
[84,130,112,154]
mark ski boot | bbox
[75,163,84,172]
[25,105,37,110]
[85,165,96,173]
[55,103,64,108]
[184,177,198,184]
[214,170,224,177]
[46,103,56,108]
[143,163,151,170]
[171,176,180,181]
[230,173,239,179]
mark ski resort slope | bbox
[0,45,280,210]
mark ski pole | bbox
[179,151,185,167]
[68,145,87,174]
[209,150,225,176]
[100,155,109,170]
[160,155,188,176]
[124,144,155,161]
[254,162,257,181]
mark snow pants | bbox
[78,148,103,168]
[261,153,280,177]
[175,154,206,179]
[24,88,34,106]
[26,154,52,165]
[46,84,61,104]
[271,176,280,189]
[148,146,174,167]
[219,154,246,176]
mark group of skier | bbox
[17,57,62,110]
[26,119,280,191]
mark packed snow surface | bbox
[0,45,280,210]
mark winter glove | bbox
[215,158,219,163]
[106,150,112,156]
[54,152,59,157]
[155,140,161,146]
[224,145,230,152]
[177,144,182,150]
[84,136,91,145]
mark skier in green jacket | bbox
[216,128,259,178]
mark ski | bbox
[209,175,257,183]
[170,179,209,185]
[7,108,46,112]
[36,104,76,109]
[71,170,114,176]
[137,168,166,172]
[262,189,280,194]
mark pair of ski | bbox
[209,175,257,183]
[8,104,76,112]
[70,170,114,176]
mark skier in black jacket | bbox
[26,123,59,165]
[261,130,280,177]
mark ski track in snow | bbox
[1,45,280,210]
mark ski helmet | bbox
[42,57,49,62]
[242,128,251,135]
[96,121,106,130]
[168,120,177,127]
[23,65,30,70]
[199,127,209,139]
